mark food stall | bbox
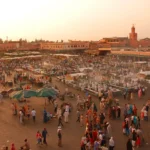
[29,74,45,87]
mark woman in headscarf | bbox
[11,143,16,150]
[94,139,99,150]
[126,138,132,150]
[136,135,141,148]
[133,104,137,116]
[138,88,142,99]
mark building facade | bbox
[139,38,150,48]
[0,41,19,51]
[40,40,89,50]
[99,37,129,47]
[0,25,150,51]
[97,25,150,49]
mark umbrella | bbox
[24,90,37,98]
[36,88,57,106]
[36,88,57,98]
[10,89,37,100]
[10,91,23,100]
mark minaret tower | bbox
[129,24,137,41]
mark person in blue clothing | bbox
[85,90,89,97]
[94,139,99,150]
[42,128,48,145]
[127,104,133,115]
[43,108,47,123]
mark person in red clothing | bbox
[11,143,16,150]
[36,131,42,144]
[85,115,89,124]
[87,109,92,121]
[19,77,22,82]
[89,135,94,147]
[93,112,97,124]
[133,104,137,116]
[136,135,141,148]
[92,128,98,142]
[88,95,91,102]
[26,85,30,89]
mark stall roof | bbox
[134,61,147,64]
[69,73,86,77]
[53,54,78,57]
[79,67,93,72]
[31,74,44,78]
[24,55,42,58]
[15,68,24,72]
[138,71,150,76]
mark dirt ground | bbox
[0,77,150,150]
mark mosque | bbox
[97,25,150,49]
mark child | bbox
[36,131,42,145]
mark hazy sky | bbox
[0,0,150,41]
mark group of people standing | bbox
[11,102,36,124]
[79,96,115,150]
[122,100,149,150]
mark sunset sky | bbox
[0,0,150,41]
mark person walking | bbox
[26,108,30,120]
[76,109,80,122]
[126,138,132,150]
[43,108,48,123]
[138,88,142,99]
[144,109,148,121]
[24,139,30,150]
[64,111,69,123]
[107,123,112,138]
[130,92,133,101]
[14,103,18,115]
[109,137,115,150]
[36,131,42,145]
[19,110,24,124]
[11,103,15,115]
[42,128,48,145]
[31,109,36,123]
[11,143,16,150]
[57,126,62,147]
[80,114,84,127]
[94,139,99,150]
[57,107,62,119]
[117,106,121,119]
[20,139,30,150]
[58,116,63,127]
[132,130,137,149]
[136,135,141,148]
[54,100,58,114]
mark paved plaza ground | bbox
[0,77,150,150]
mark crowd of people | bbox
[79,92,149,150]
[0,54,150,150]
